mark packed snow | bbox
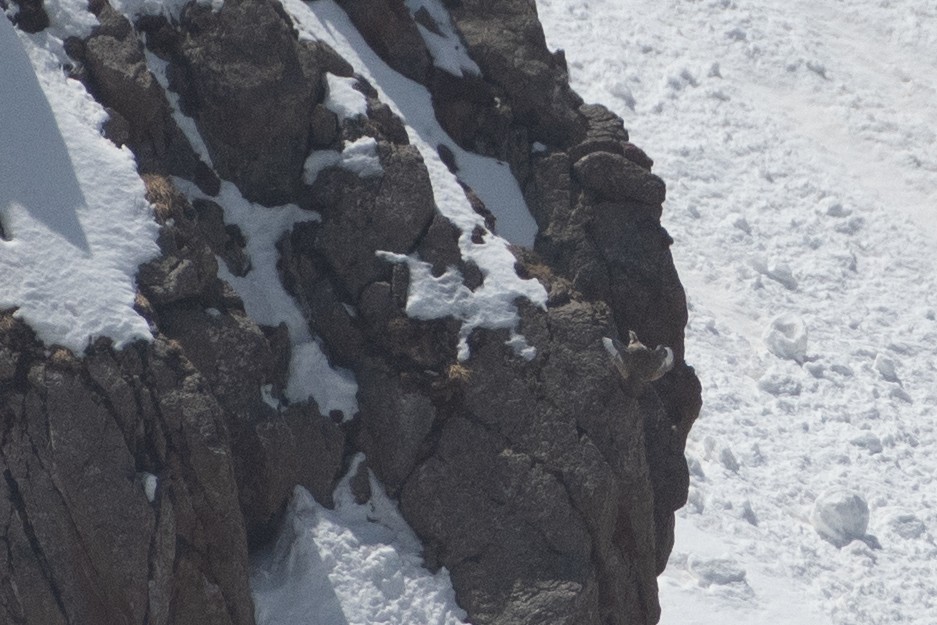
[251,455,468,625]
[537,0,937,623]
[0,16,159,353]
[281,0,546,361]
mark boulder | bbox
[573,151,666,206]
[168,0,321,205]
[310,142,436,297]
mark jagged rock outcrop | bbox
[2,2,701,625]
[0,316,255,625]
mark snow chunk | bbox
[286,342,359,421]
[405,0,480,77]
[339,136,384,178]
[251,455,468,625]
[751,257,798,290]
[850,432,883,454]
[762,313,808,363]
[889,514,926,540]
[260,384,280,410]
[873,353,900,383]
[0,21,159,353]
[41,0,98,40]
[811,489,870,547]
[719,447,740,473]
[687,555,747,587]
[304,137,383,185]
[324,74,368,120]
[757,367,803,396]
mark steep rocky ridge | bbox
[2,1,700,624]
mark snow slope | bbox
[251,455,467,625]
[537,1,937,623]
[0,16,159,352]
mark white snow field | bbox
[537,1,937,624]
[0,15,159,352]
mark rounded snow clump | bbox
[687,555,747,587]
[763,313,808,363]
[811,489,869,547]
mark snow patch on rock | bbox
[282,0,546,361]
[324,73,368,120]
[304,137,384,185]
[404,0,480,77]
[178,179,359,421]
[0,20,159,353]
[251,455,468,625]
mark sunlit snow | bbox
[251,454,468,625]
[0,18,159,353]
[538,1,937,623]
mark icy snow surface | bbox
[251,455,468,625]
[0,17,159,353]
[282,0,546,361]
[537,1,937,623]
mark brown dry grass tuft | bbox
[142,174,177,222]
[447,362,472,383]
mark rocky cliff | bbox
[0,0,700,624]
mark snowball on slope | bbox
[0,21,159,353]
[811,489,870,547]
[762,313,808,363]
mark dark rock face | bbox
[164,0,321,205]
[446,0,586,148]
[9,0,48,33]
[337,0,431,83]
[0,317,254,625]
[75,5,210,186]
[307,142,437,297]
[401,296,662,625]
[3,2,701,625]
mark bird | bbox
[602,331,674,390]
